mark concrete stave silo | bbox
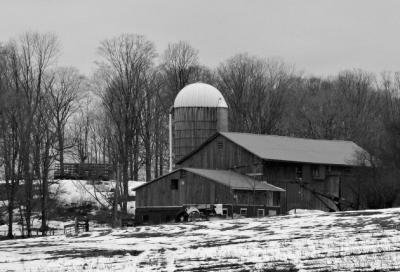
[170,82,228,170]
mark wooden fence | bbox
[64,219,89,236]
[54,163,113,180]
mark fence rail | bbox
[64,220,89,236]
[54,163,113,180]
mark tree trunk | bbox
[41,174,48,236]
[58,128,64,177]
[22,140,33,238]
[133,133,139,181]
[159,144,163,176]
[129,144,134,180]
[112,166,120,227]
[145,130,151,182]
[154,138,159,178]
[6,180,15,239]
[122,162,129,213]
[41,134,51,236]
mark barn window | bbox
[257,209,265,217]
[273,191,280,206]
[217,141,224,150]
[295,166,303,180]
[240,208,247,216]
[170,179,179,190]
[343,167,351,174]
[312,165,320,178]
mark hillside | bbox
[0,208,400,271]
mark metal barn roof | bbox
[220,132,366,166]
[173,82,228,108]
[133,167,284,192]
[184,168,284,191]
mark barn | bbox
[134,82,368,225]
[176,132,367,213]
[134,168,284,225]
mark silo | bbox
[169,82,228,170]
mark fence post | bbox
[74,217,78,234]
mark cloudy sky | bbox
[1,0,399,77]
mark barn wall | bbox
[176,134,361,213]
[233,190,280,207]
[263,161,357,212]
[177,135,263,175]
[135,169,234,207]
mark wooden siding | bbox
[233,190,280,207]
[136,169,234,207]
[177,134,263,175]
[263,161,357,212]
[173,133,360,213]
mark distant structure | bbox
[53,163,113,181]
[169,83,228,169]
[134,82,368,225]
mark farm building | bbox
[134,168,284,225]
[176,132,367,213]
[134,82,368,225]
[53,163,113,180]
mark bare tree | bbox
[139,70,164,181]
[32,90,56,235]
[9,32,59,237]
[47,67,82,177]
[217,54,297,134]
[161,41,199,99]
[0,44,22,238]
[71,106,91,163]
[97,34,156,217]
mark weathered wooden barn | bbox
[135,168,284,224]
[176,132,366,213]
[134,82,367,225]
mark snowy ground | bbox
[56,180,146,214]
[0,179,146,236]
[0,208,400,271]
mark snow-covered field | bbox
[0,179,146,237]
[0,208,400,271]
[56,180,145,214]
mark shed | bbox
[134,168,284,225]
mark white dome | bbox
[173,82,228,108]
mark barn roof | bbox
[220,132,366,166]
[133,167,284,192]
[177,132,367,166]
[184,168,284,191]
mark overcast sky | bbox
[1,0,400,77]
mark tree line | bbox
[0,32,399,237]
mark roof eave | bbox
[232,187,285,192]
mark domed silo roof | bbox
[173,82,228,108]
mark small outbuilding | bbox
[134,168,284,225]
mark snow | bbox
[1,207,400,271]
[55,179,145,212]
[288,209,326,215]
[0,179,146,236]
